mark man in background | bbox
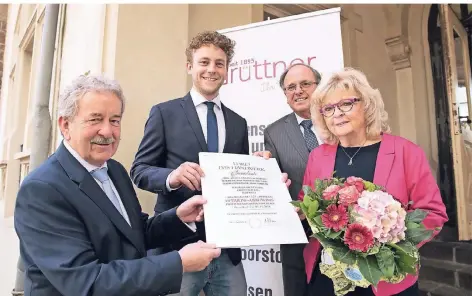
[256,63,322,296]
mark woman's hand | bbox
[294,206,306,221]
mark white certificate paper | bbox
[199,152,308,248]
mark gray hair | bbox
[58,74,126,120]
[279,63,322,89]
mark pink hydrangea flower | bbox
[352,190,407,244]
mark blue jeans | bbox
[169,251,247,296]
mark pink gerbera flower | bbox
[344,223,374,252]
[321,204,349,232]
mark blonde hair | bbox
[310,67,391,145]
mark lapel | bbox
[373,133,395,187]
[221,103,234,153]
[285,113,310,163]
[321,134,395,184]
[55,143,145,256]
[322,144,338,178]
[181,93,207,152]
[107,161,146,254]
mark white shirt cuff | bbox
[166,170,181,191]
[184,222,197,232]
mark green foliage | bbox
[406,209,428,223]
[405,209,433,245]
[326,230,343,239]
[313,215,323,227]
[376,246,395,278]
[358,256,383,287]
[406,224,433,245]
[363,181,377,192]
[388,241,418,275]
[331,245,357,265]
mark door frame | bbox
[439,4,472,240]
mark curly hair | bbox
[185,31,236,66]
[310,67,391,144]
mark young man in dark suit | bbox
[14,74,221,296]
[131,31,249,296]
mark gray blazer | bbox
[264,112,315,271]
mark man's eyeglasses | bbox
[283,81,318,93]
[319,98,361,117]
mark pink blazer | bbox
[300,133,448,295]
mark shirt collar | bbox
[63,140,107,173]
[294,112,312,126]
[190,87,222,109]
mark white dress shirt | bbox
[65,142,197,233]
[190,87,226,153]
[63,140,131,226]
[165,88,226,191]
[164,87,225,232]
[294,113,323,145]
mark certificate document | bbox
[199,152,308,248]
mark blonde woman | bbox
[298,68,448,295]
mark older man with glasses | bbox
[254,63,322,296]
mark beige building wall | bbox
[341,4,401,137]
[0,4,10,203]
[339,4,439,176]
[0,4,48,217]
[112,4,263,213]
[51,4,109,151]
[0,4,444,217]
[0,5,9,91]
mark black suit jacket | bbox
[14,143,194,296]
[130,92,249,265]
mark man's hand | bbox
[169,162,205,191]
[281,172,291,188]
[176,195,206,223]
[178,241,221,272]
[253,151,272,159]
[255,152,291,188]
[294,206,306,221]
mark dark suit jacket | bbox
[264,113,313,273]
[130,92,249,265]
[14,142,194,296]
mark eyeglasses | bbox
[283,81,318,93]
[319,98,361,117]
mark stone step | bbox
[420,240,472,265]
[419,257,472,290]
[432,225,459,242]
[419,280,470,296]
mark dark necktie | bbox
[300,120,319,152]
[204,101,218,152]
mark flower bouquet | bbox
[292,174,434,295]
